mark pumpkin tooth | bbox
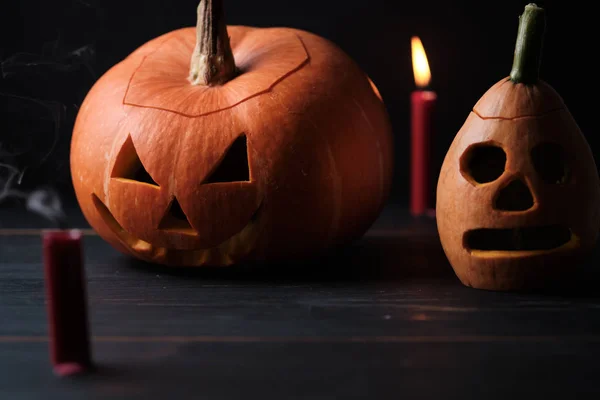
[153,247,167,259]
[196,249,211,266]
[131,239,152,253]
[226,220,258,260]
[229,230,243,255]
[221,235,235,255]
[219,253,234,266]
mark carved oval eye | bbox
[460,143,507,184]
[531,142,569,184]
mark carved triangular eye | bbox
[158,197,194,232]
[111,135,159,187]
[204,135,250,183]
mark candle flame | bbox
[411,36,431,88]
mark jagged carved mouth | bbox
[91,194,262,266]
[464,225,577,256]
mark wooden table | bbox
[1,204,599,399]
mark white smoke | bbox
[0,164,66,225]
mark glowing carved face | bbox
[436,82,600,290]
[70,25,394,268]
[458,136,576,256]
[77,26,310,267]
[92,133,263,266]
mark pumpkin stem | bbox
[509,3,546,84]
[189,0,237,86]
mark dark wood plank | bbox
[2,204,600,398]
[2,341,600,400]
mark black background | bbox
[1,0,597,208]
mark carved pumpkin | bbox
[436,4,600,290]
[70,0,393,267]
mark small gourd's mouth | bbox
[91,194,262,266]
[464,225,577,257]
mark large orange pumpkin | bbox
[70,0,393,267]
[436,4,600,290]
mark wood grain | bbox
[1,204,600,399]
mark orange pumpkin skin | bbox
[436,77,600,290]
[70,26,393,267]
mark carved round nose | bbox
[494,178,534,211]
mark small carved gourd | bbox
[436,3,600,290]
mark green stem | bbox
[509,3,546,84]
[188,0,237,86]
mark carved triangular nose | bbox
[158,197,195,233]
[494,178,534,211]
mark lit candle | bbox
[43,229,93,376]
[410,36,437,217]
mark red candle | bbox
[410,36,437,217]
[43,229,93,376]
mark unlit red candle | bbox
[410,36,437,216]
[43,229,93,377]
